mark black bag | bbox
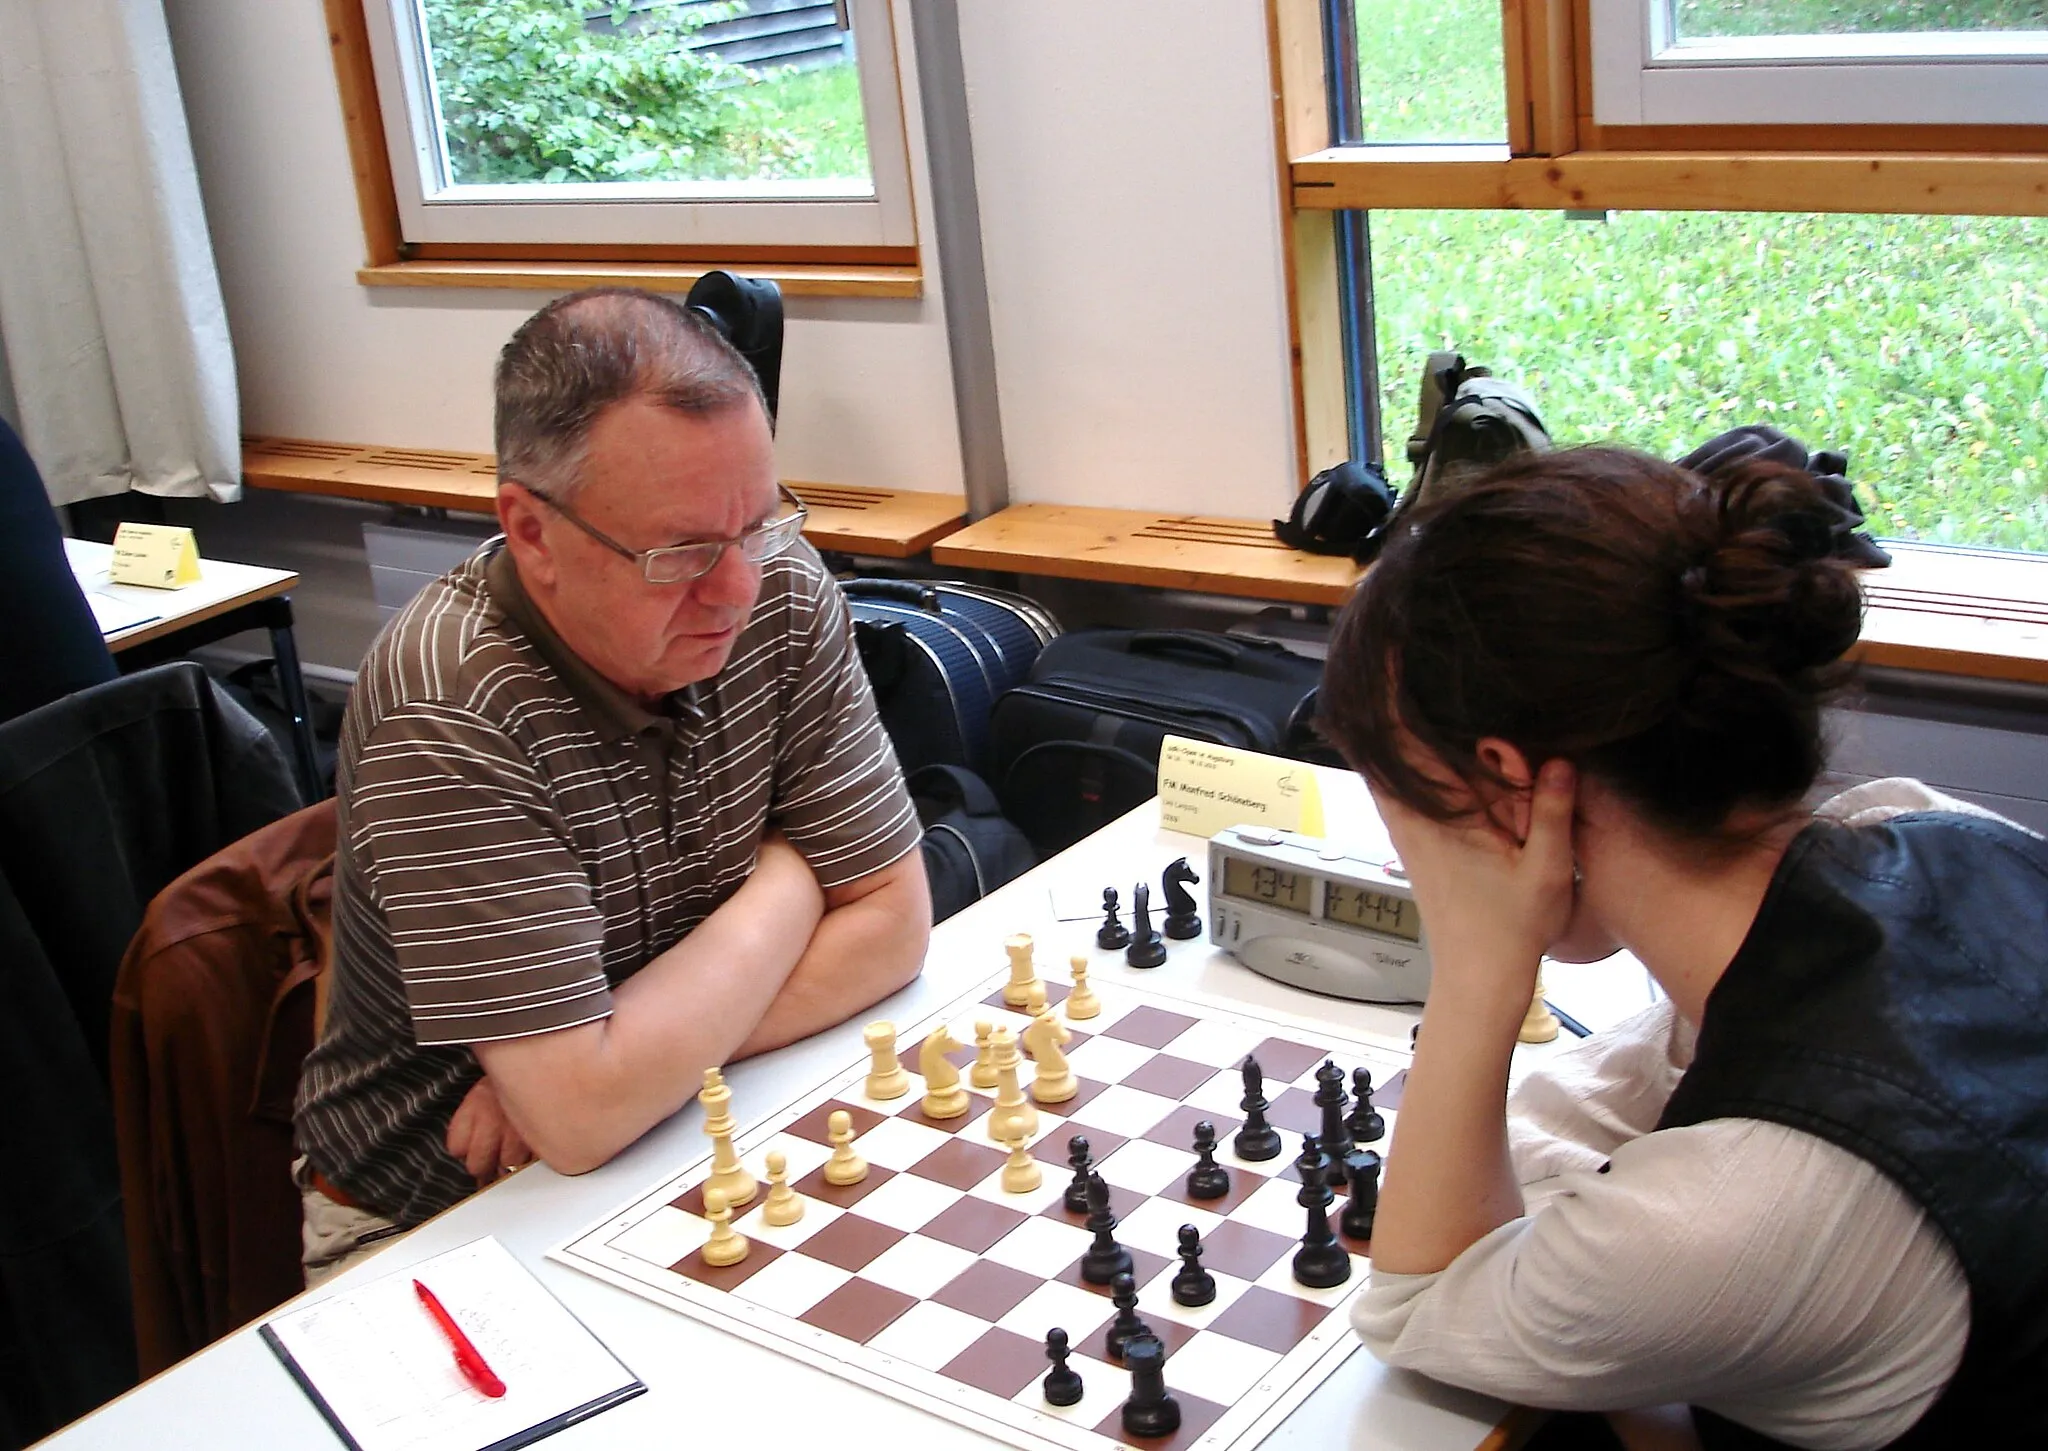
[988,629,1325,857]
[846,579,1059,778]
[910,764,1036,922]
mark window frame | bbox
[1588,0,2048,128]
[1266,0,2048,680]
[323,0,923,296]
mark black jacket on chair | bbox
[0,663,300,1448]
[0,416,115,725]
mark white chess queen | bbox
[1319,441,2048,1449]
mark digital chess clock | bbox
[1207,825,1432,1003]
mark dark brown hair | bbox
[494,287,761,500]
[1319,446,1867,840]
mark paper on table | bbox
[83,590,160,636]
[262,1236,642,1451]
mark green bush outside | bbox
[1356,0,2048,551]
[422,0,866,184]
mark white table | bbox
[64,537,321,798]
[43,774,1656,1450]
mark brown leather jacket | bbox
[109,800,336,1376]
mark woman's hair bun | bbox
[1676,457,1866,683]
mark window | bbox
[1272,0,2048,564]
[334,0,918,277]
[1590,0,2048,126]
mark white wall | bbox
[161,0,1298,512]
[960,1,1299,517]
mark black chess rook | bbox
[1120,1335,1181,1439]
[1341,1149,1382,1243]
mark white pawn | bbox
[970,1018,999,1090]
[762,1150,804,1227]
[999,1123,1042,1194]
[824,1109,868,1186]
[1519,970,1560,1044]
[1065,955,1101,1021]
[864,1020,910,1100]
[701,1186,749,1267]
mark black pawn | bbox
[1233,1055,1282,1162]
[1043,1327,1084,1406]
[1064,1134,1095,1214]
[1340,1149,1382,1242]
[1314,1060,1354,1172]
[1171,1224,1216,1307]
[1125,882,1167,968]
[1097,887,1131,950]
[1120,1335,1181,1439]
[1291,1134,1352,1289]
[1160,857,1202,940]
[1105,1271,1151,1361]
[1348,1066,1386,1144]
[1185,1120,1230,1200]
[1081,1172,1134,1285]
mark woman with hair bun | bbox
[1321,446,2048,1450]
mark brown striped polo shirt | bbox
[295,539,921,1224]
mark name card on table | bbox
[109,523,202,588]
[1157,735,1325,839]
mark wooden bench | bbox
[241,436,969,559]
[932,501,2048,687]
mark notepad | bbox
[261,1236,644,1451]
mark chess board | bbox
[551,961,1412,1451]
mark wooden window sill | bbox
[356,260,924,299]
[932,503,2048,686]
[1291,149,2048,216]
[241,437,965,559]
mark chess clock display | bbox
[1207,825,1432,1003]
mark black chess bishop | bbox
[1081,1171,1134,1284]
[1233,1055,1282,1161]
[1125,881,1167,968]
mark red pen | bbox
[414,1278,507,1398]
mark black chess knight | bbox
[1160,856,1202,939]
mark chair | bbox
[0,662,300,1445]
[110,799,337,1377]
[0,415,115,724]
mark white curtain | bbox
[0,0,239,505]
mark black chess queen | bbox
[1318,440,2048,1448]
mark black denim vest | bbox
[1656,812,2048,1449]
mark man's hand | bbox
[445,1076,535,1184]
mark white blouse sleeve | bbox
[1352,1120,1969,1451]
[1506,998,1691,1185]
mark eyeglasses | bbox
[522,482,808,584]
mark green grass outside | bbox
[732,59,870,183]
[1354,0,2048,552]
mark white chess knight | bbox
[918,1025,971,1119]
[1022,1007,1077,1103]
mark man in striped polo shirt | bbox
[294,289,929,1281]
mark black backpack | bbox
[910,764,1036,922]
[1357,351,1552,563]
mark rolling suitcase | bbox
[987,629,1325,856]
[844,579,1060,778]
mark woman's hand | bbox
[1374,757,1579,996]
